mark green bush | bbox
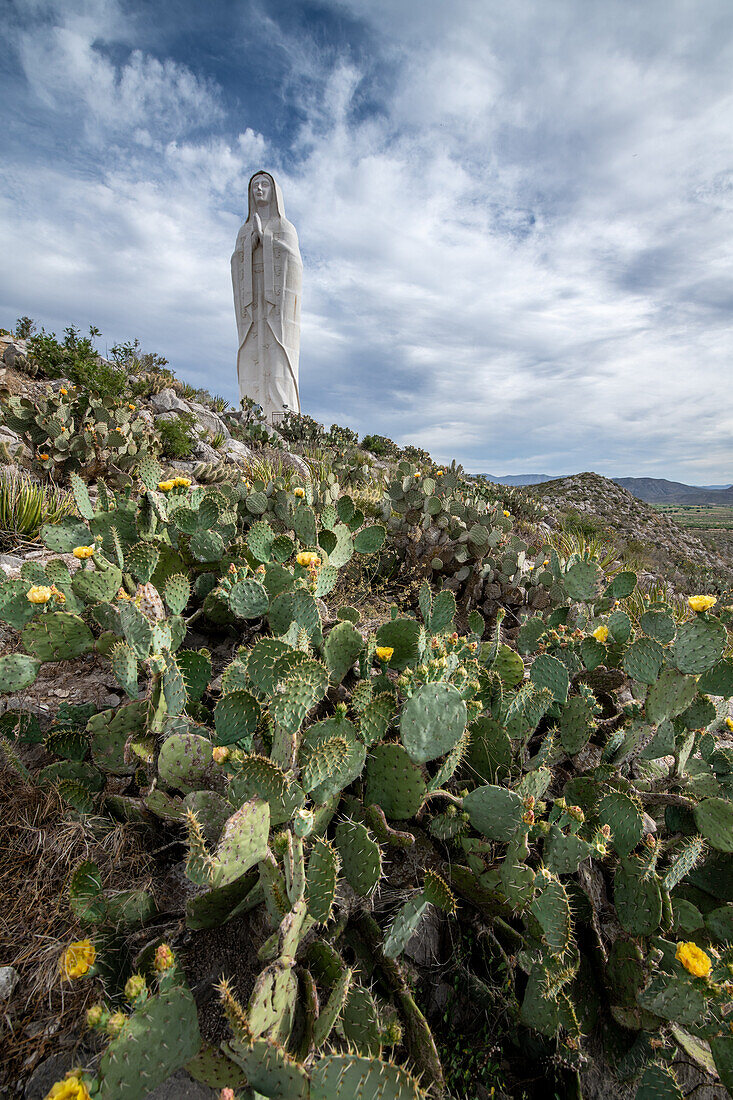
[157,412,197,458]
[361,432,399,457]
[28,326,129,398]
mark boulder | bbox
[221,438,254,466]
[191,440,220,464]
[187,401,229,439]
[149,388,190,415]
[4,341,29,371]
[0,425,24,457]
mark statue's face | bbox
[252,175,272,205]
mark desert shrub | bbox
[14,316,36,339]
[28,326,128,398]
[361,432,399,457]
[157,412,197,458]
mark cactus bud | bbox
[212,746,230,765]
[106,1011,128,1038]
[219,1091,236,1100]
[124,973,147,1002]
[601,824,611,838]
[86,1004,104,1028]
[153,944,174,972]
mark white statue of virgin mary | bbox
[231,171,302,422]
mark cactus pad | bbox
[400,681,467,763]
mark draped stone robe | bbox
[231,175,302,422]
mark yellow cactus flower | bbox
[296,551,321,568]
[72,545,94,560]
[60,939,96,979]
[212,746,230,765]
[128,403,136,410]
[38,453,50,461]
[503,510,510,517]
[528,564,535,571]
[688,595,717,613]
[27,585,53,604]
[153,943,175,972]
[173,476,191,488]
[543,559,549,566]
[676,941,712,978]
[116,587,131,601]
[413,471,420,478]
[293,487,305,498]
[435,470,444,476]
[376,646,394,662]
[726,717,733,732]
[157,480,175,492]
[50,585,66,604]
[43,1072,91,1100]
[592,626,609,643]
[60,387,68,396]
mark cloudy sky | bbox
[2,0,733,482]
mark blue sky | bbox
[2,0,733,482]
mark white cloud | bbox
[2,0,733,481]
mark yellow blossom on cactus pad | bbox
[173,476,191,488]
[592,626,609,643]
[688,595,717,612]
[435,470,444,476]
[296,551,321,568]
[543,559,549,565]
[726,717,733,732]
[50,585,66,603]
[154,943,175,972]
[116,587,131,600]
[60,939,95,979]
[72,545,94,559]
[376,646,394,662]
[60,387,68,395]
[43,1072,91,1100]
[676,941,711,977]
[293,486,305,498]
[38,453,50,461]
[413,471,420,478]
[212,746,230,764]
[27,585,53,604]
[157,480,175,492]
[128,403,136,410]
[503,510,510,517]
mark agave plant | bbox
[0,467,74,550]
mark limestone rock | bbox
[4,341,29,370]
[191,440,220,464]
[221,438,254,466]
[187,402,229,439]
[0,964,19,999]
[149,388,190,415]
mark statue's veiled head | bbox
[251,173,272,206]
[247,171,282,223]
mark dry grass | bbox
[0,764,152,1091]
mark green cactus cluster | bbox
[0,386,156,481]
[5,410,733,1100]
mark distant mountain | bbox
[477,472,733,502]
[481,473,562,486]
[612,477,733,505]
